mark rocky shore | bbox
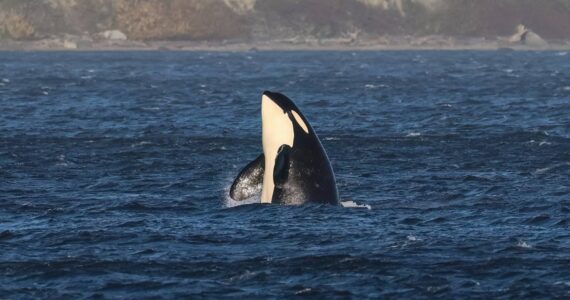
[2,0,570,51]
[2,35,569,52]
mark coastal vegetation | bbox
[1,0,569,41]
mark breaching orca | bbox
[230,91,339,205]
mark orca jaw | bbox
[261,92,295,203]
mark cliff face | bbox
[1,0,570,41]
[114,0,248,40]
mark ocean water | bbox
[1,51,569,298]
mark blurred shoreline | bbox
[2,36,570,52]
[2,1,570,53]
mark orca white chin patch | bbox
[261,94,294,203]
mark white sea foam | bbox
[228,270,260,282]
[141,107,160,111]
[535,162,570,174]
[516,240,532,249]
[131,141,152,147]
[224,194,260,208]
[365,83,388,89]
[55,154,70,167]
[341,200,372,210]
[2,78,10,83]
[406,132,421,137]
[556,52,568,56]
[406,235,418,241]
[563,86,570,91]
[295,288,312,295]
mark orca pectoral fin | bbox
[230,154,265,201]
[273,145,291,187]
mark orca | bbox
[230,91,339,205]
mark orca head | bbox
[260,91,310,202]
[262,91,309,135]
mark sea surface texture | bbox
[1,51,569,298]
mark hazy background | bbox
[1,0,570,44]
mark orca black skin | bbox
[230,91,339,205]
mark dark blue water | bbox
[1,51,569,298]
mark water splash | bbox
[341,200,372,210]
